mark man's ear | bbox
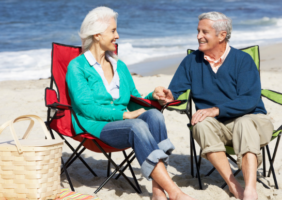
[219,31,227,42]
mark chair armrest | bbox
[261,89,282,105]
[45,88,72,110]
[162,89,191,116]
[130,95,162,111]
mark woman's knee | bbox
[129,119,151,138]
[142,109,164,123]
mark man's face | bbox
[197,19,220,54]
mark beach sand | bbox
[0,43,282,200]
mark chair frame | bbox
[45,42,142,194]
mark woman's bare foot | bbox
[173,191,196,200]
[152,180,167,200]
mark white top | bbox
[84,50,120,101]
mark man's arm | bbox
[168,57,192,100]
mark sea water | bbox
[0,0,282,81]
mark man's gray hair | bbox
[198,12,232,42]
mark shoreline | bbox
[127,42,282,76]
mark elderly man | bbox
[154,12,273,200]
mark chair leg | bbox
[198,149,202,168]
[57,134,97,177]
[205,167,216,177]
[61,138,87,174]
[190,131,203,189]
[257,178,270,189]
[61,157,75,191]
[196,149,202,178]
[266,145,279,189]
[190,136,194,178]
[262,147,266,177]
[61,147,86,174]
[92,140,141,194]
[268,134,281,177]
[107,153,111,177]
[121,151,142,192]
[115,155,136,180]
[221,169,241,189]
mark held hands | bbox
[191,107,220,125]
[123,108,146,119]
[152,86,174,106]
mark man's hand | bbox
[191,107,220,125]
[123,108,146,119]
[152,86,174,105]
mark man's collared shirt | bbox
[84,50,120,101]
[204,43,231,73]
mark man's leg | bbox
[241,153,258,200]
[232,114,273,200]
[193,117,244,199]
[207,152,244,199]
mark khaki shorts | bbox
[192,114,274,169]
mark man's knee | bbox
[234,115,254,128]
[233,115,256,138]
[193,117,218,134]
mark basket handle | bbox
[0,115,52,154]
[0,117,34,137]
[13,115,51,140]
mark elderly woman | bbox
[155,12,273,200]
[66,7,195,200]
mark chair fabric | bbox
[165,45,282,189]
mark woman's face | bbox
[99,17,119,52]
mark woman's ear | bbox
[93,34,101,42]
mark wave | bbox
[238,17,281,26]
[1,20,282,81]
[0,49,51,81]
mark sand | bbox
[0,43,282,200]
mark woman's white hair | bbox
[79,7,118,58]
[198,12,232,42]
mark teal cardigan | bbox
[66,54,154,138]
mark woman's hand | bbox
[123,108,146,119]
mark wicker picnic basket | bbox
[0,115,64,200]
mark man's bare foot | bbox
[243,187,258,200]
[228,183,244,199]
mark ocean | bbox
[1,0,282,81]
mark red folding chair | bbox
[44,42,168,194]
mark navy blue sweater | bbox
[168,47,266,122]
